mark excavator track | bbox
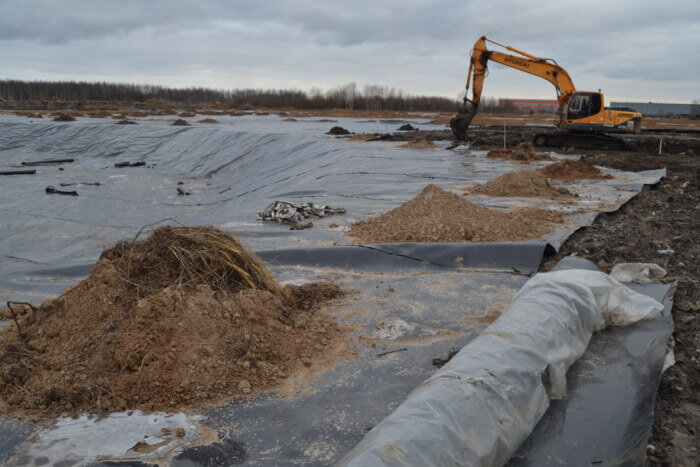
[533,131,626,151]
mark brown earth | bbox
[348,184,564,243]
[52,113,76,122]
[539,159,613,181]
[3,101,699,130]
[466,170,572,198]
[486,142,553,163]
[172,119,190,126]
[347,133,378,142]
[178,112,196,118]
[396,137,440,149]
[115,120,137,125]
[0,226,350,421]
[541,152,699,466]
[17,112,43,119]
[198,118,219,124]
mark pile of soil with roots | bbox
[0,226,348,420]
[348,184,564,243]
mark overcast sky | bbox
[1,0,698,102]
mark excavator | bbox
[450,36,642,147]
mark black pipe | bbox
[22,159,74,166]
[0,169,36,175]
[114,161,146,167]
[46,186,78,196]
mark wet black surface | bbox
[508,262,675,466]
[172,439,247,466]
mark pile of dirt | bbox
[397,137,440,149]
[172,119,190,126]
[52,113,76,122]
[397,124,417,131]
[348,184,564,243]
[326,126,351,135]
[178,112,196,118]
[198,118,219,124]
[539,159,613,181]
[115,119,137,125]
[0,226,348,420]
[486,142,553,162]
[466,170,572,198]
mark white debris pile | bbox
[257,200,345,224]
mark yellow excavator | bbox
[450,37,642,146]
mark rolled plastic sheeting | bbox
[338,269,665,467]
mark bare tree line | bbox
[0,79,473,112]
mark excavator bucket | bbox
[450,108,474,140]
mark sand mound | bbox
[486,142,552,163]
[115,119,137,125]
[397,137,440,149]
[172,119,190,126]
[466,170,572,198]
[348,184,564,243]
[538,160,613,181]
[0,226,348,420]
[178,112,196,118]
[198,118,219,123]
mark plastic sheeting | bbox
[339,268,665,466]
[0,117,671,465]
[0,118,664,304]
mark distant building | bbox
[609,102,694,116]
[498,99,558,112]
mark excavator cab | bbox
[564,92,604,128]
[563,91,641,133]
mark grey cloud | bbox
[0,1,698,101]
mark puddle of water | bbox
[11,410,211,465]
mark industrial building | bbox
[610,102,696,116]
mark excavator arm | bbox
[451,36,576,140]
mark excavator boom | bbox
[450,37,641,140]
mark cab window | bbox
[568,93,592,119]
